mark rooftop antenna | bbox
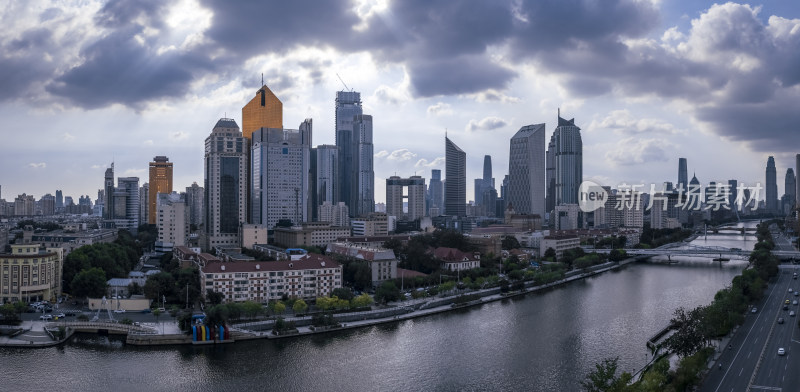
[261,73,264,86]
[336,73,351,92]
[558,107,560,118]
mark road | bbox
[701,265,800,392]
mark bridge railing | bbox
[45,321,157,334]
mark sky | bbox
[1,0,799,205]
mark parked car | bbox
[39,314,52,321]
[752,307,758,313]
[54,313,66,318]
[113,309,126,313]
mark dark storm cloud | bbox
[95,0,168,28]
[46,26,213,109]
[695,98,800,152]
[407,55,516,97]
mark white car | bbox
[113,309,126,313]
[39,314,52,320]
[778,348,786,356]
[751,307,758,313]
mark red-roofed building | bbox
[200,253,342,303]
[432,247,480,272]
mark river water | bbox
[0,224,756,391]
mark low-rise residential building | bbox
[30,228,118,255]
[200,254,342,303]
[174,246,201,268]
[335,235,414,249]
[432,247,480,272]
[273,222,351,248]
[326,242,397,287]
[351,212,389,236]
[540,235,581,259]
[0,244,63,303]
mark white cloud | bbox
[28,162,46,169]
[414,157,445,168]
[62,132,75,142]
[385,149,417,161]
[374,150,389,158]
[605,138,674,166]
[427,102,452,116]
[372,84,410,105]
[466,116,508,132]
[123,168,146,176]
[143,140,154,146]
[472,89,520,103]
[170,131,189,141]
[590,110,683,135]
[90,164,104,170]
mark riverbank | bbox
[1,258,638,348]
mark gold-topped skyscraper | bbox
[148,156,173,224]
[242,84,283,140]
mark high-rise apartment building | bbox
[445,136,466,217]
[766,156,777,212]
[250,124,311,230]
[14,194,35,216]
[678,158,688,190]
[148,156,173,224]
[318,201,350,227]
[40,194,55,216]
[115,177,140,233]
[386,176,426,221]
[204,118,248,250]
[547,113,583,207]
[508,123,546,217]
[157,192,189,248]
[139,183,149,226]
[185,182,204,227]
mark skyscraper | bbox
[678,158,688,190]
[445,136,466,217]
[204,118,248,250]
[103,164,115,220]
[250,123,312,229]
[117,177,140,233]
[353,114,374,216]
[428,169,443,216]
[797,154,800,210]
[784,168,796,213]
[139,183,149,226]
[335,91,363,215]
[148,156,173,224]
[766,156,777,212]
[314,145,338,215]
[242,84,283,139]
[508,123,546,216]
[474,155,494,210]
[547,113,583,207]
[55,190,63,210]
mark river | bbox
[0,223,757,391]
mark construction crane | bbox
[336,73,352,92]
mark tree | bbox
[241,301,263,319]
[127,282,143,296]
[0,302,23,324]
[664,306,708,358]
[580,357,632,392]
[143,272,177,303]
[351,293,374,308]
[608,249,627,262]
[332,287,355,301]
[273,301,286,315]
[70,268,108,298]
[502,236,521,249]
[293,299,308,314]
[206,290,224,305]
[375,281,400,303]
[544,247,557,262]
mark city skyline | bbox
[2,1,800,204]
